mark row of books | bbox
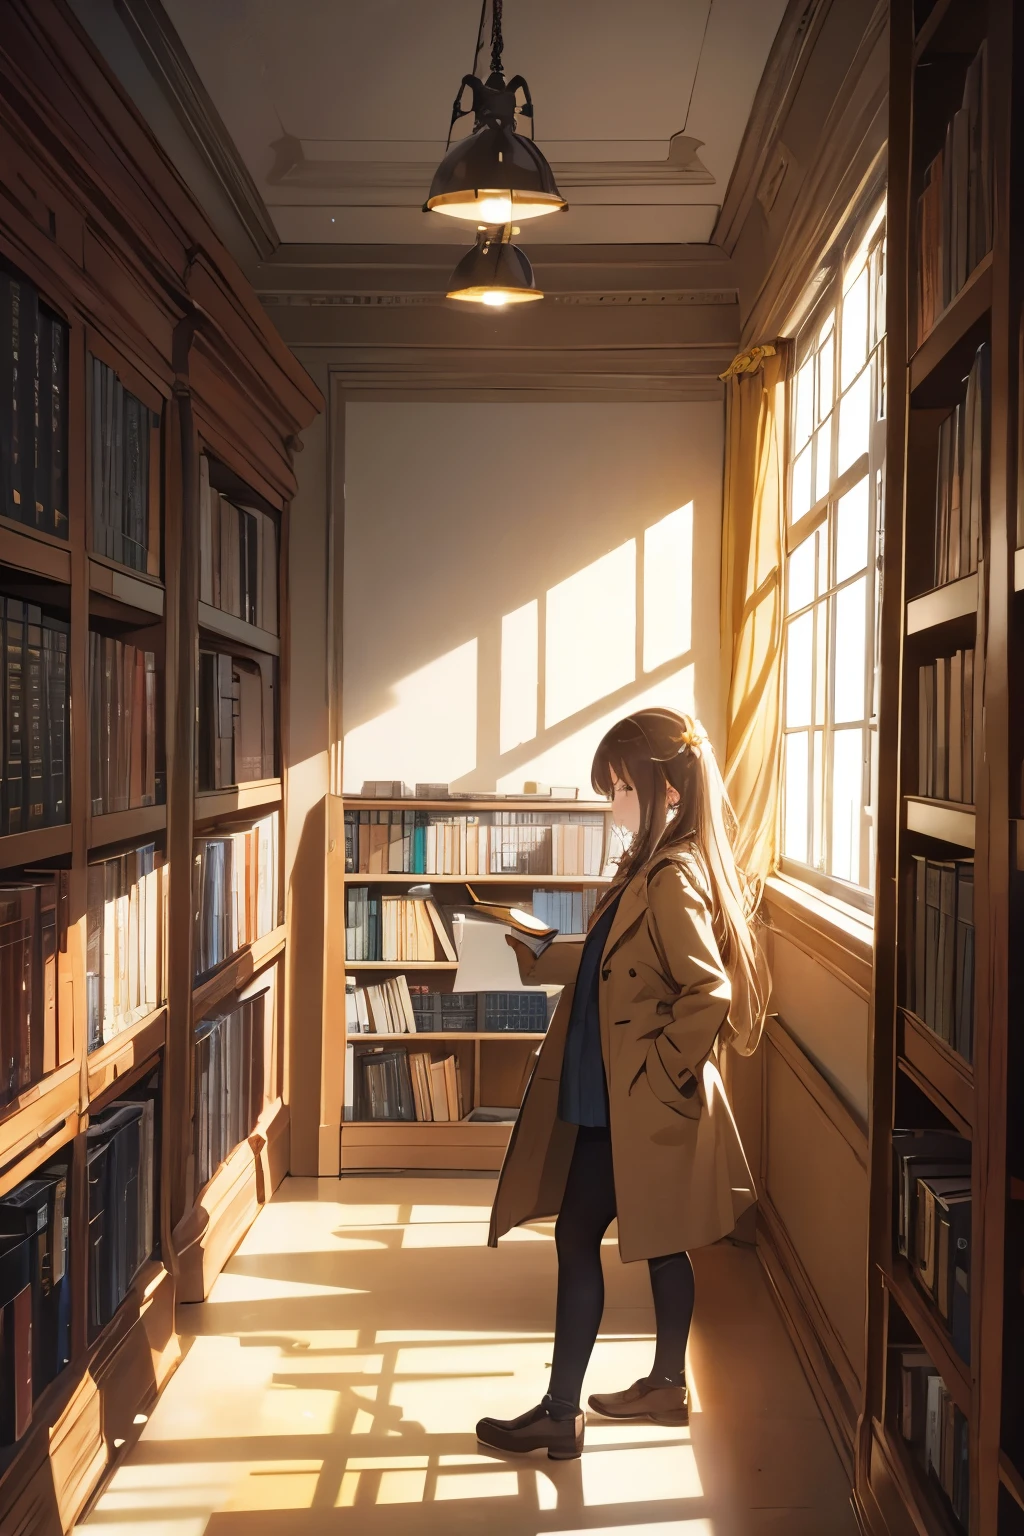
[344,808,606,876]
[197,647,276,790]
[193,813,279,979]
[532,887,598,935]
[199,458,278,634]
[88,633,160,815]
[0,600,68,834]
[915,41,990,342]
[932,345,988,588]
[0,1153,71,1447]
[358,781,581,799]
[86,844,167,1053]
[87,1083,157,1336]
[192,981,275,1193]
[0,874,71,1108]
[345,980,549,1035]
[89,356,160,576]
[895,1130,971,1362]
[346,1044,465,1123]
[906,856,974,1063]
[917,650,973,805]
[344,890,456,964]
[895,1347,968,1530]
[0,267,68,540]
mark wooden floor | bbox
[77,1175,856,1535]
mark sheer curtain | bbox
[720,344,791,894]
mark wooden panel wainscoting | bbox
[757,1015,870,1480]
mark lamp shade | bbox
[446,227,543,306]
[426,116,566,224]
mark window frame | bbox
[777,200,887,915]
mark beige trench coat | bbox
[487,845,755,1262]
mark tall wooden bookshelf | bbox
[0,5,321,1530]
[859,2,1023,1533]
[340,795,611,1173]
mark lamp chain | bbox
[490,0,504,76]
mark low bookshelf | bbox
[339,794,612,1172]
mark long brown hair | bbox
[591,707,769,1055]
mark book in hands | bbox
[464,885,558,955]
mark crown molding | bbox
[113,0,279,259]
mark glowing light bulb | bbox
[481,291,510,307]
[477,195,514,223]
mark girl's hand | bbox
[505,934,535,964]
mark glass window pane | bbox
[788,534,815,613]
[812,729,824,867]
[794,359,813,448]
[838,367,871,474]
[833,576,867,722]
[784,732,809,863]
[841,268,869,389]
[817,526,830,597]
[814,421,831,502]
[818,333,834,422]
[814,597,828,724]
[792,444,812,521]
[831,727,863,884]
[786,611,813,727]
[836,476,870,582]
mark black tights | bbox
[547,1124,695,1411]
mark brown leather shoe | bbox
[588,1377,689,1425]
[476,1396,584,1460]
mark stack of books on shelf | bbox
[192,980,275,1192]
[86,843,168,1052]
[199,458,278,634]
[359,780,582,800]
[86,1079,157,1335]
[933,344,988,586]
[0,267,68,539]
[0,874,71,1106]
[0,600,69,833]
[0,1153,71,1447]
[894,1130,971,1359]
[894,1346,969,1530]
[88,633,160,814]
[192,813,279,979]
[197,648,275,790]
[915,41,991,342]
[89,357,159,574]
[344,807,605,876]
[906,856,974,1062]
[344,890,457,964]
[532,887,598,934]
[345,981,549,1035]
[346,1043,465,1123]
[917,650,974,803]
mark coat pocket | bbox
[639,1041,705,1120]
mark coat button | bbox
[601,969,610,980]
[629,968,637,977]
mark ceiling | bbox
[150,0,788,249]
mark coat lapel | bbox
[601,866,650,963]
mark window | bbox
[780,203,886,907]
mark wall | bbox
[343,401,725,793]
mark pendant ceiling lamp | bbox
[424,0,567,226]
[446,224,543,306]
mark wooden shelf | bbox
[194,778,282,824]
[912,0,956,61]
[347,1032,545,1042]
[87,1006,167,1105]
[882,1259,971,1417]
[341,1116,512,1172]
[905,571,978,635]
[1000,1451,1024,1515]
[88,803,166,850]
[904,797,975,848]
[876,1419,960,1536]
[0,820,72,868]
[198,600,280,656]
[88,558,164,617]
[898,1008,974,1134]
[345,796,611,812]
[0,516,71,584]
[910,251,992,398]
[192,924,286,1018]
[347,960,458,971]
[343,872,611,885]
[0,1062,80,1186]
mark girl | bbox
[476,707,768,1461]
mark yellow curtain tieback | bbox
[719,343,778,382]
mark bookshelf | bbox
[859,2,1020,1533]
[339,794,612,1172]
[0,6,321,1530]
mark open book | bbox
[464,885,557,956]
